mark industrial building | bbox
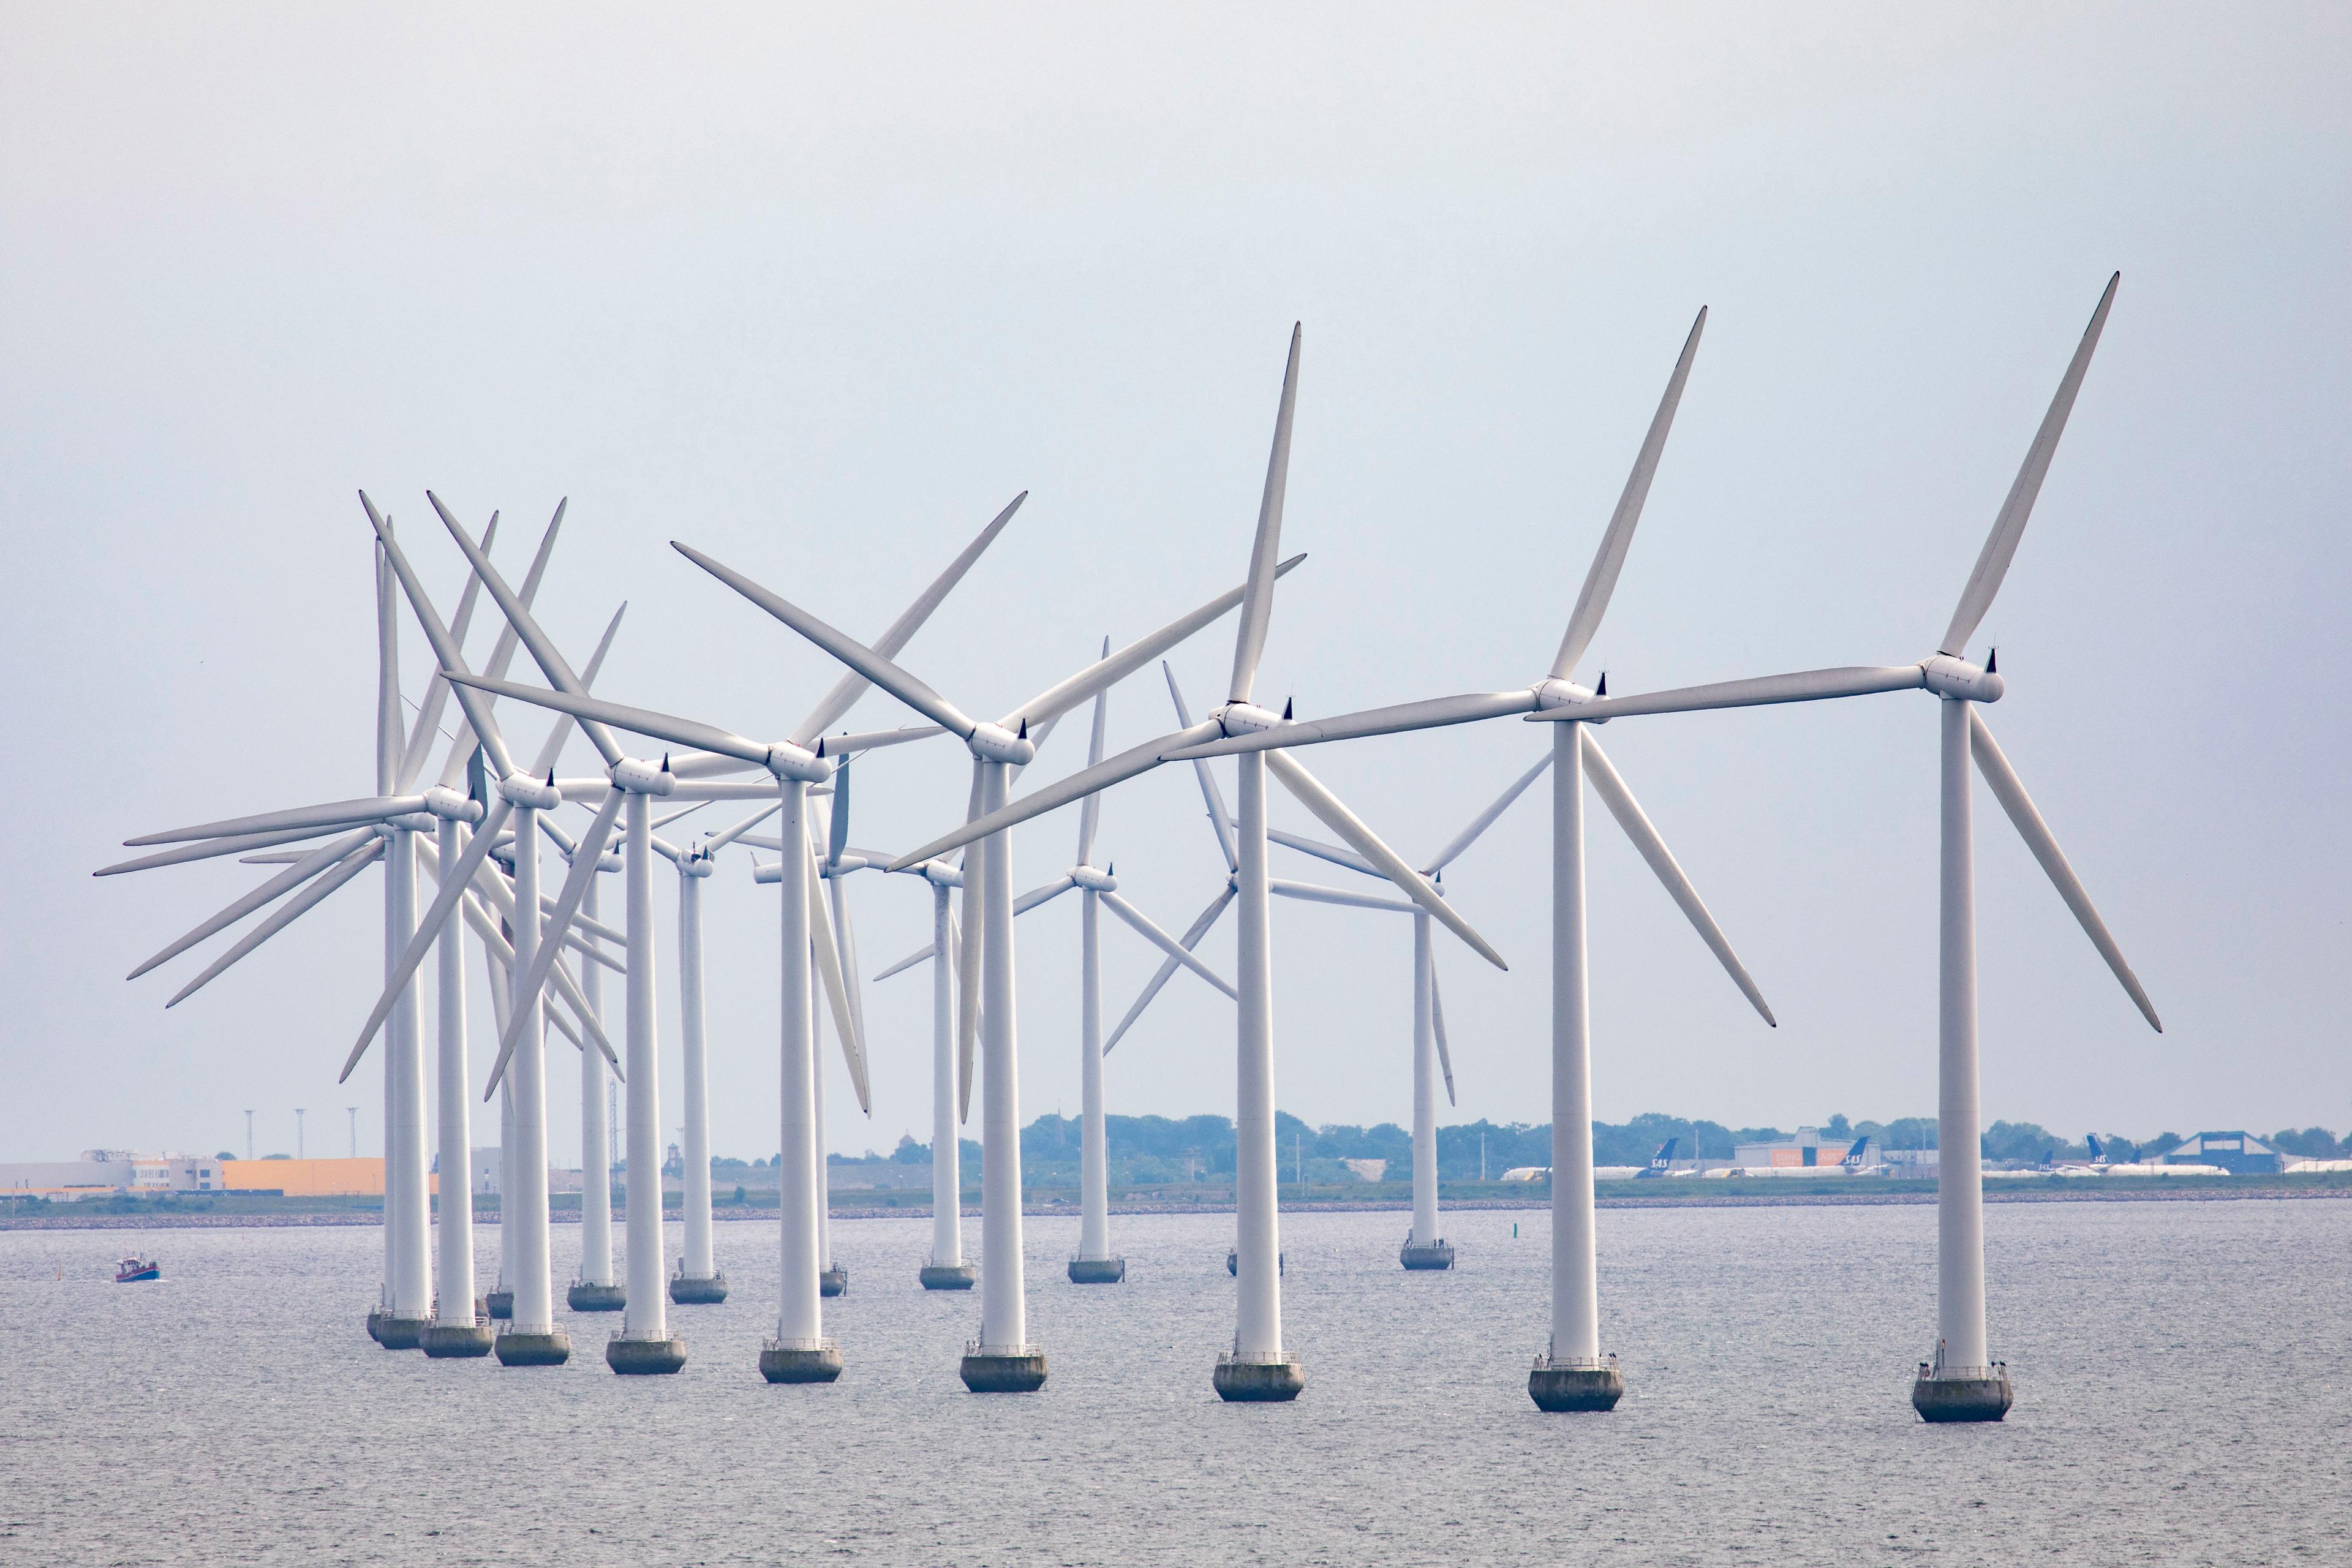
[1731,1128,1880,1170]
[2157,1131,2283,1175]
[0,1150,225,1197]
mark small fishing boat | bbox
[115,1257,160,1283]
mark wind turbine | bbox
[886,326,1512,1401]
[650,799,780,1305]
[100,504,564,1351]
[677,530,1307,1393]
[1117,702,1551,1270]
[860,843,974,1289]
[441,496,1025,1384]
[1549,275,2158,1420]
[873,651,1237,1284]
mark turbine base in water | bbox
[1910,1363,2012,1423]
[364,1309,387,1344]
[1226,1249,1283,1276]
[961,1345,1047,1393]
[919,1262,977,1291]
[374,1313,429,1351]
[1067,1256,1126,1284]
[493,1327,572,1366]
[1399,1240,1456,1271]
[484,1289,514,1321]
[820,1264,849,1298]
[1528,1355,1623,1412]
[567,1281,627,1313]
[1213,1351,1304,1403]
[606,1332,687,1376]
[668,1272,728,1305]
[420,1322,496,1359]
[760,1338,843,1384]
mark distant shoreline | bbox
[7,1177,2348,1232]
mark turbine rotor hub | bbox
[1215,701,1284,736]
[967,723,1036,765]
[1920,654,2004,703]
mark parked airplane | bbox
[1634,1138,1678,1179]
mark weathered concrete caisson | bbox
[919,1261,977,1291]
[1067,1256,1126,1284]
[1911,1363,2013,1422]
[1398,1238,1455,1271]
[760,1337,843,1384]
[485,1289,514,1320]
[606,1330,688,1376]
[568,1281,627,1313]
[960,1344,1047,1393]
[492,1327,571,1366]
[669,1269,728,1305]
[420,1321,496,1358]
[374,1313,428,1351]
[820,1264,849,1298]
[1528,1354,1624,1412]
[1213,1351,1304,1403]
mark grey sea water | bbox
[2,1198,2345,1566]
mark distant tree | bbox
[2269,1127,2342,1158]
[892,1134,927,1164]
[1825,1114,1852,1139]
[214,1150,236,1161]
[2148,1132,2184,1158]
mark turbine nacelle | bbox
[1069,865,1117,894]
[1213,700,1285,737]
[1920,654,2004,704]
[1529,677,1602,714]
[761,741,832,785]
[607,756,677,796]
[498,773,564,810]
[420,785,485,824]
[967,722,1036,766]
[916,861,964,889]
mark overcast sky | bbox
[4,5,2345,1164]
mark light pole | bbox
[244,1110,254,1163]
[348,1107,358,1159]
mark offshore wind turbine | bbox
[887,326,1511,1401]
[1555,275,2160,1421]
[442,496,1025,1384]
[101,505,565,1351]
[873,653,1237,1284]
[680,536,1306,1393]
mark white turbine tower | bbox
[873,652,1237,1284]
[671,538,1303,1393]
[888,326,1513,1401]
[442,496,1028,1384]
[1550,275,2159,1420]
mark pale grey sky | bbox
[4,4,2345,1163]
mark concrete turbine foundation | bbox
[421,1319,496,1359]
[761,1337,843,1384]
[375,1314,429,1351]
[820,1264,849,1298]
[960,1344,1048,1393]
[669,1268,728,1305]
[1213,1351,1305,1403]
[1912,1361,2013,1422]
[494,1327,571,1366]
[1528,1354,1624,1412]
[1399,1238,1456,1271]
[485,1290,514,1320]
[919,1261,977,1291]
[606,1330,688,1376]
[568,1281,627,1312]
[1067,1256,1126,1284]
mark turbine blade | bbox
[1968,709,2161,1031]
[1174,690,1539,760]
[361,492,521,781]
[1164,662,1238,871]
[1551,306,1707,680]
[1941,273,2120,657]
[1268,876,1415,913]
[447,674,771,769]
[1013,875,1077,916]
[376,540,400,796]
[124,795,423,848]
[339,799,515,1081]
[791,492,1025,744]
[874,939,937,982]
[1004,556,1306,733]
[1229,323,1302,704]
[527,602,626,780]
[673,540,978,739]
[164,839,384,1007]
[428,491,627,766]
[1425,749,1555,875]
[701,801,782,856]
[434,502,564,791]
[827,759,852,865]
[397,508,495,793]
[1104,883,1235,1055]
[824,725,946,756]
[1429,957,1457,1106]
[1101,891,1238,998]
[1548,665,1928,722]
[128,828,378,980]
[1580,730,1775,1027]
[809,859,872,1114]
[98,825,341,876]
[954,764,986,1120]
[483,791,625,1088]
[1265,827,1377,878]
[1076,638,1110,864]
[887,721,1221,872]
[1264,750,1507,971]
